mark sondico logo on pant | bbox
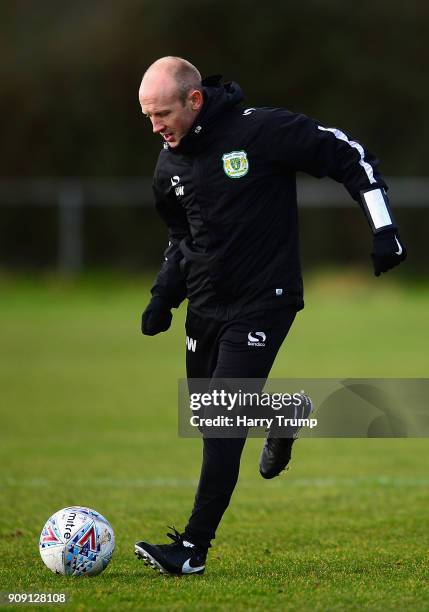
[248,332,266,347]
[186,336,197,352]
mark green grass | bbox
[0,270,428,611]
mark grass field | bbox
[0,270,428,611]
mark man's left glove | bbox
[371,230,407,277]
[141,296,172,336]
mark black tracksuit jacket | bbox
[150,76,386,317]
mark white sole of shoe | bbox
[134,544,171,575]
[134,543,205,576]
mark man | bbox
[134,56,406,576]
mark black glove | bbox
[371,230,407,277]
[141,296,172,336]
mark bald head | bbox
[139,57,204,148]
[141,56,202,104]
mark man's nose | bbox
[152,118,165,134]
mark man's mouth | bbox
[162,133,175,142]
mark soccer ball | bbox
[39,506,115,576]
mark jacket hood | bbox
[200,75,244,124]
[167,75,244,154]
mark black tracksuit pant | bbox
[182,305,297,549]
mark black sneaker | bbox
[135,527,207,576]
[259,436,295,479]
[259,393,314,479]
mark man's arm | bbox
[267,109,407,275]
[142,179,189,336]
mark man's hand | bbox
[141,296,172,335]
[371,230,407,277]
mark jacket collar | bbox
[165,75,243,155]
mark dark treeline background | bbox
[0,0,428,271]
[2,0,428,177]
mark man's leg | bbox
[183,307,297,549]
[135,307,297,573]
[134,309,222,575]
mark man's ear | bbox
[190,89,203,111]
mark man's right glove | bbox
[371,230,407,277]
[141,296,172,336]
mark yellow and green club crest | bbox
[222,150,249,178]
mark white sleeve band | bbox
[361,188,394,232]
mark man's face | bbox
[139,81,199,148]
